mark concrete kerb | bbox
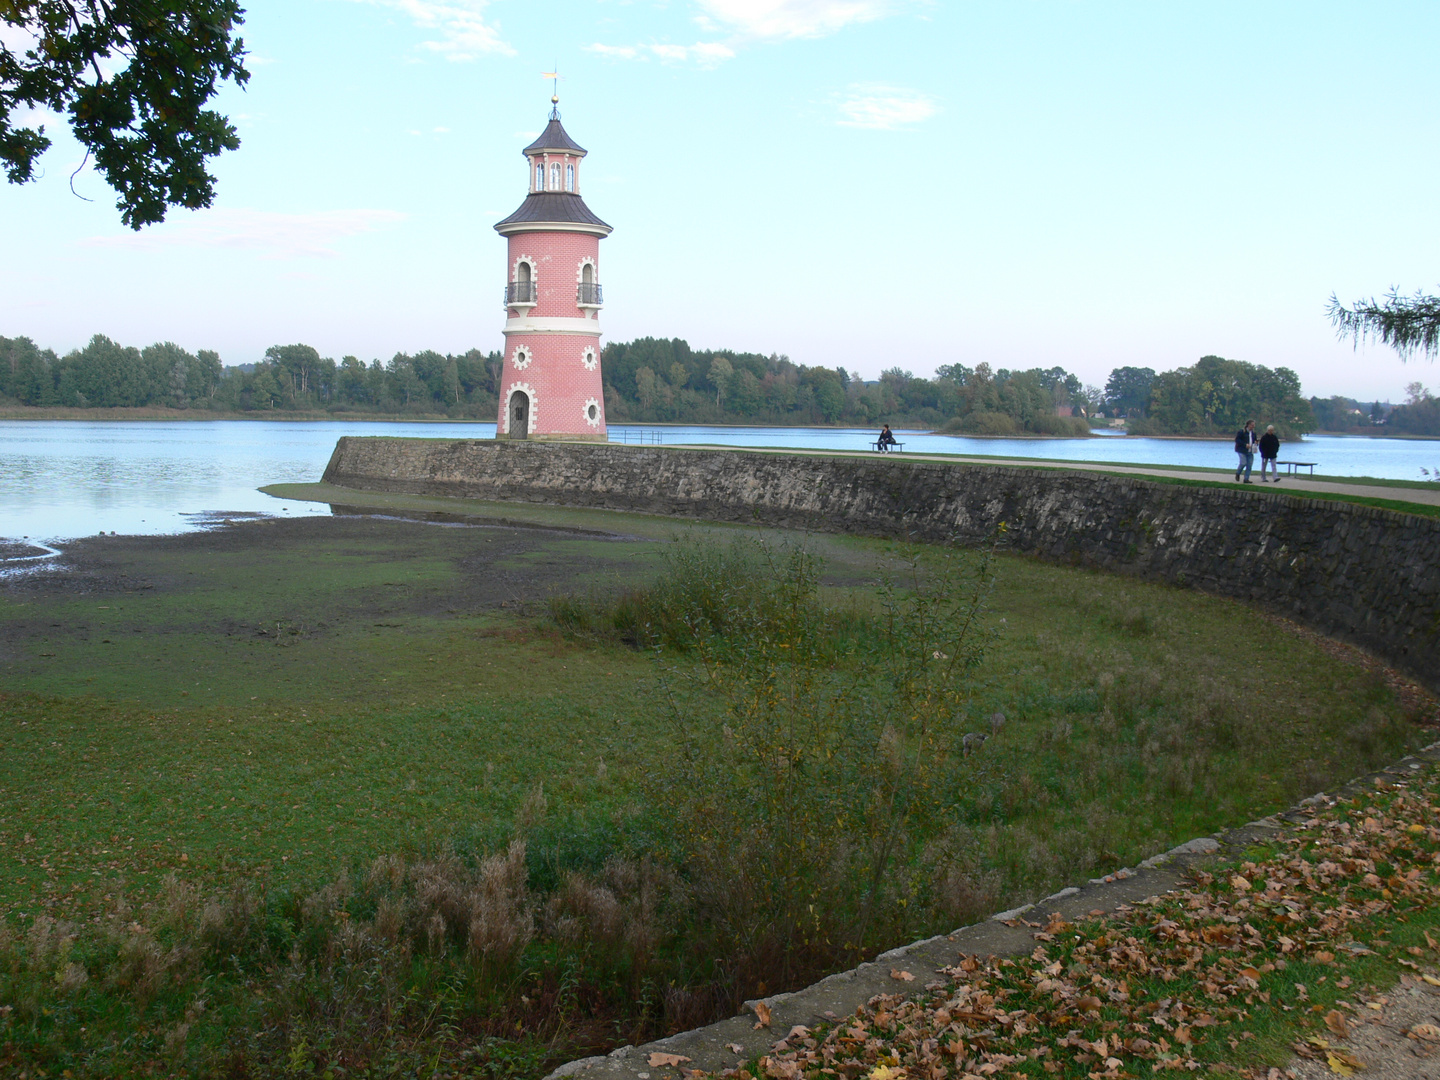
[542,740,1440,1080]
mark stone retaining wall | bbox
[322,437,1440,692]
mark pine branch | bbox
[1327,287,1440,360]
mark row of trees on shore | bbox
[0,335,505,417]
[3,332,1434,436]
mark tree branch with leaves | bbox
[1,0,249,228]
[1327,287,1440,361]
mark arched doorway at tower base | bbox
[508,390,530,439]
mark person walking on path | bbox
[1258,424,1281,482]
[1234,420,1257,482]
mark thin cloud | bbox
[835,84,937,129]
[588,1,892,64]
[585,41,735,66]
[341,0,515,60]
[695,0,892,39]
[84,208,408,259]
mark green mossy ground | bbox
[2,501,1428,923]
[0,498,1432,1076]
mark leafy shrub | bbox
[959,411,1019,435]
[645,537,1000,989]
[1027,413,1092,436]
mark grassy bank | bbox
[0,508,1432,1076]
[717,763,1440,1079]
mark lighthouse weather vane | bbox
[542,66,560,116]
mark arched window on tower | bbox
[577,262,602,308]
[534,163,543,191]
[566,164,575,192]
[549,163,561,190]
[506,261,536,307]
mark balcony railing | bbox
[504,281,537,306]
[576,282,604,307]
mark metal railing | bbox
[504,281,537,306]
[576,282,604,306]
[610,428,662,445]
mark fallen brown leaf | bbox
[1324,1010,1349,1038]
[1410,1023,1440,1042]
[648,1052,692,1067]
[1326,1048,1364,1076]
[752,1001,772,1028]
[889,969,915,982]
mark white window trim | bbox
[575,256,597,283]
[511,344,534,371]
[513,256,537,283]
[581,346,598,371]
[583,397,602,428]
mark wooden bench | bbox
[1276,461,1317,476]
[873,440,905,452]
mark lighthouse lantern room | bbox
[493,98,612,440]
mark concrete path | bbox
[664,443,1440,510]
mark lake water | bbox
[2,419,1437,544]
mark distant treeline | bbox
[599,338,1094,434]
[9,332,1433,437]
[1309,383,1440,437]
[0,335,504,417]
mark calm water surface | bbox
[2,419,1437,543]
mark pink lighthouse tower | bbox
[493,95,612,440]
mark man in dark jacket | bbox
[1234,420,1257,483]
[1258,425,1281,482]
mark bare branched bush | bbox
[465,839,534,968]
[25,915,75,969]
[301,871,354,927]
[547,873,622,947]
[109,927,169,1003]
[198,884,261,956]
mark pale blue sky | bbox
[3,1,1437,400]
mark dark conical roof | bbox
[523,114,586,156]
[494,192,611,235]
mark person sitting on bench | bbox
[876,424,897,452]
